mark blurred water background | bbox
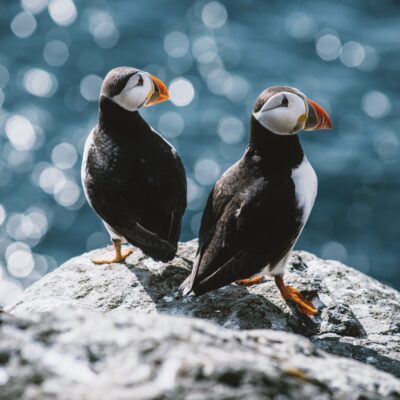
[0,0,399,305]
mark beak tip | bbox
[326,117,333,130]
[144,74,170,107]
[306,98,333,131]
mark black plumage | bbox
[83,95,186,262]
[181,115,305,294]
[181,85,333,316]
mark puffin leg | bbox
[92,239,133,264]
[235,275,264,285]
[274,276,317,316]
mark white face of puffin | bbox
[112,73,153,111]
[253,88,332,135]
[253,91,308,135]
[103,70,170,112]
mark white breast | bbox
[291,156,318,225]
[259,156,318,278]
[81,129,94,206]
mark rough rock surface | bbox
[8,240,400,377]
[1,310,400,400]
[3,240,400,399]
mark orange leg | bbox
[92,239,133,265]
[235,275,264,286]
[275,276,317,316]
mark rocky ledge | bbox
[2,240,400,399]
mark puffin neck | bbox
[98,96,149,138]
[248,116,304,171]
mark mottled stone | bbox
[1,310,399,400]
[3,239,400,399]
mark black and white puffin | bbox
[180,86,332,316]
[82,67,187,264]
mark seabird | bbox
[180,86,332,315]
[82,67,187,264]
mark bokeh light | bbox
[0,0,399,307]
[80,74,103,102]
[316,33,341,61]
[0,205,6,226]
[362,91,391,119]
[86,9,119,49]
[194,158,221,185]
[201,1,228,29]
[51,143,78,169]
[340,41,365,68]
[321,241,348,264]
[169,78,195,106]
[43,40,69,67]
[358,46,380,72]
[48,0,77,26]
[39,166,65,194]
[21,0,48,14]
[7,248,35,278]
[164,32,190,58]
[53,180,81,207]
[23,68,58,97]
[5,115,36,151]
[285,13,316,42]
[0,65,10,88]
[218,116,245,144]
[10,11,37,38]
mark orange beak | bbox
[304,99,333,131]
[144,74,170,107]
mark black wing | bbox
[182,177,301,295]
[164,150,187,246]
[84,127,186,262]
[197,160,242,257]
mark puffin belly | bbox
[291,156,318,225]
[258,157,318,278]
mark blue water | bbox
[0,0,399,304]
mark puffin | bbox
[180,86,332,316]
[81,66,187,264]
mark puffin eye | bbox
[281,95,289,107]
[137,75,144,86]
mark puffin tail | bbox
[179,274,194,296]
[179,253,201,296]
[124,222,177,262]
[141,245,176,263]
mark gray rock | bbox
[1,310,399,400]
[3,240,400,398]
[7,240,400,378]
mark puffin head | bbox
[252,86,332,135]
[101,66,169,111]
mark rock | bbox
[1,310,399,400]
[7,240,400,378]
[3,239,400,398]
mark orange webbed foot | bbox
[235,275,264,286]
[92,248,133,264]
[275,276,317,316]
[92,239,133,265]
